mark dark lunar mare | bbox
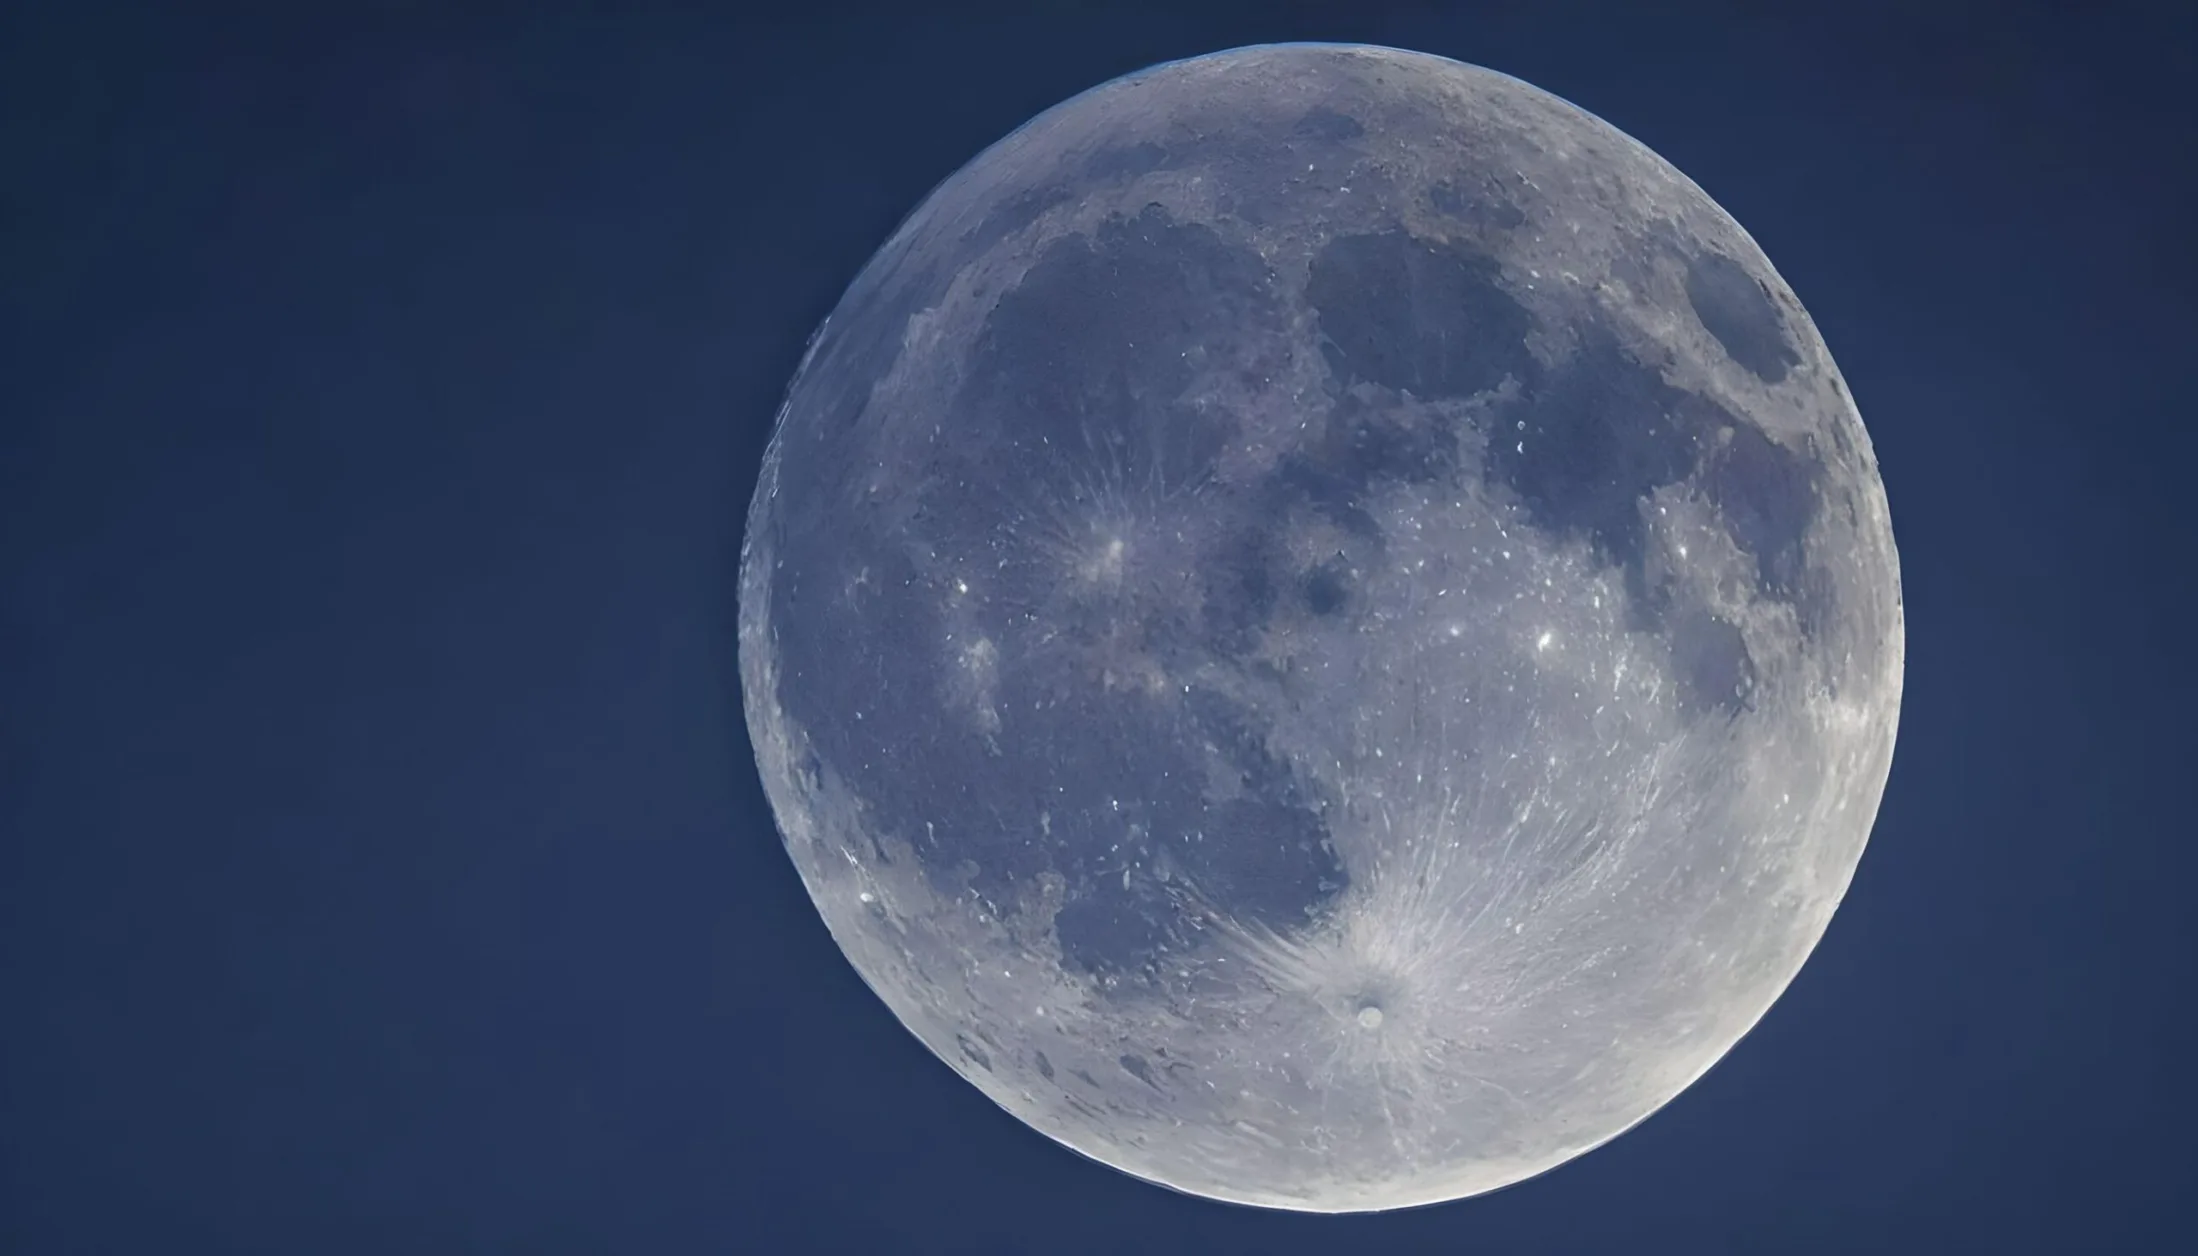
[768,196,1834,979]
[769,204,1364,980]
[1302,226,1823,718]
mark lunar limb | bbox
[740,44,1901,1212]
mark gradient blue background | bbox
[5,2,2191,1251]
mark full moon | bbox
[739,44,1901,1212]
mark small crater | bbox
[1685,251,1801,383]
[1119,1053,1162,1090]
[1303,557,1351,616]
[1034,1049,1055,1081]
[956,1033,993,1072]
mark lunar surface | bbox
[739,44,1901,1212]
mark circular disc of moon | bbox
[739,44,1902,1212]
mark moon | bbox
[739,44,1901,1212]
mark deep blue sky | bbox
[4,2,2192,1252]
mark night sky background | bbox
[4,2,2193,1252]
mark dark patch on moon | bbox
[1182,686,1300,801]
[1684,251,1801,383]
[1086,140,1172,182]
[1054,883,1181,980]
[770,205,1832,995]
[1306,230,1538,400]
[1484,325,1700,599]
[1304,558,1352,616]
[1034,1049,1055,1081]
[1467,309,1822,642]
[1668,608,1757,718]
[760,273,942,549]
[957,1033,994,1072]
[1293,105,1365,141]
[1702,420,1818,601]
[952,204,1276,502]
[1194,486,1386,657]
[1273,457,1394,541]
[1193,796,1342,910]
[766,201,1362,983]
[1199,526,1282,655]
[965,185,1077,258]
[1047,686,1344,979]
[1428,178,1527,230]
[1119,1053,1163,1090]
[1314,390,1463,486]
[766,527,944,810]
